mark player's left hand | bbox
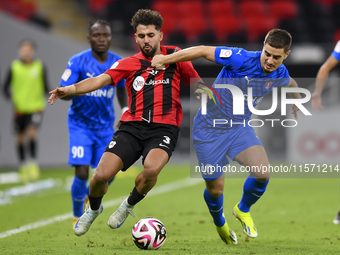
[48,86,72,105]
[292,104,299,119]
[151,55,166,69]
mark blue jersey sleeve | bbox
[115,79,125,88]
[331,41,340,61]
[59,56,80,87]
[214,47,245,69]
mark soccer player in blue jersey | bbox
[312,40,340,224]
[59,20,128,228]
[312,40,340,110]
[152,29,302,244]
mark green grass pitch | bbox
[0,165,340,254]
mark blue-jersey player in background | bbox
[312,40,340,224]
[59,20,128,228]
[152,29,303,244]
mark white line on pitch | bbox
[0,177,202,239]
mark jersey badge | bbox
[61,69,72,81]
[265,81,273,90]
[220,49,232,58]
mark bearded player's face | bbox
[135,24,163,58]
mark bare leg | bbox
[135,148,169,195]
[89,152,123,197]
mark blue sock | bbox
[238,176,269,213]
[203,188,225,227]
[71,176,88,217]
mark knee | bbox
[75,165,89,180]
[207,186,223,198]
[92,168,112,183]
[142,163,160,181]
[251,164,270,180]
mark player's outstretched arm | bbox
[48,73,112,105]
[151,46,216,69]
[312,55,339,110]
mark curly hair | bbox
[264,29,292,53]
[131,9,163,31]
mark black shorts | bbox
[104,121,179,171]
[14,112,43,133]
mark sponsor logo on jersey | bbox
[133,76,145,91]
[133,76,170,91]
[61,69,72,81]
[85,87,114,98]
[145,78,169,86]
[220,49,232,58]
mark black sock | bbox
[127,187,145,206]
[17,143,25,162]
[29,139,36,159]
[88,195,103,211]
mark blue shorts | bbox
[68,120,114,168]
[193,125,263,181]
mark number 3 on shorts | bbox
[72,146,84,158]
[163,136,171,144]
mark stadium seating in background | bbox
[152,0,179,36]
[270,0,299,20]
[208,0,235,18]
[244,15,278,43]
[0,0,36,21]
[211,15,242,43]
[80,0,340,48]
[88,0,115,16]
[180,15,206,43]
[153,0,207,44]
[0,0,50,30]
[239,0,267,17]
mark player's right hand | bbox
[311,92,324,110]
[151,55,166,69]
[48,87,70,105]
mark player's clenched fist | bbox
[151,54,166,69]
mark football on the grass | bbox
[132,217,166,250]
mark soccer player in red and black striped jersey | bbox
[49,9,202,236]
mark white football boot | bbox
[108,198,135,229]
[74,203,103,236]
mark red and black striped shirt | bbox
[105,45,200,127]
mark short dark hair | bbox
[88,19,111,34]
[131,9,163,31]
[18,39,36,50]
[264,29,292,53]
